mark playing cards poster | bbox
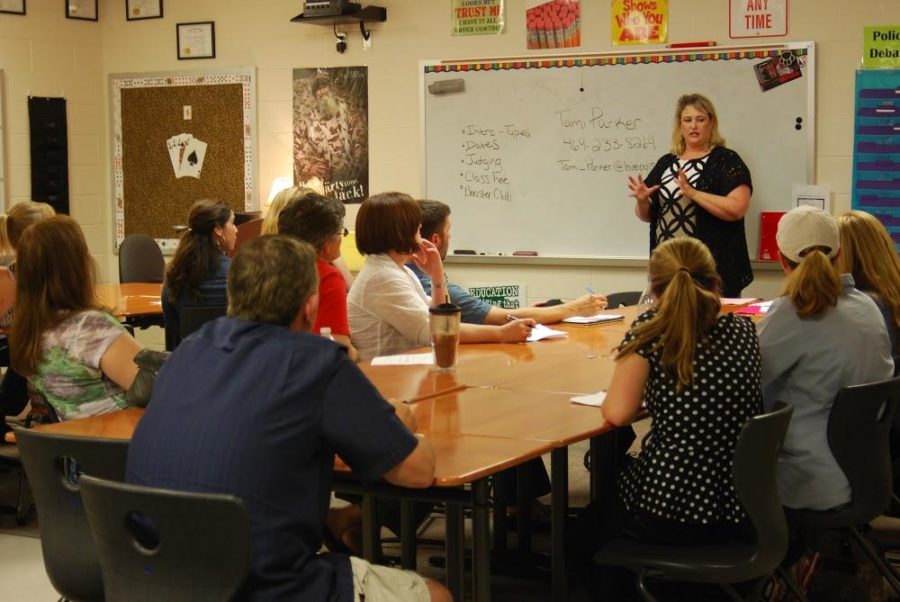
[293,66,369,203]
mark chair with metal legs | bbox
[594,403,794,601]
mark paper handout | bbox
[571,391,607,407]
[562,314,625,325]
[527,323,568,342]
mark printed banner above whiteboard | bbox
[420,42,814,259]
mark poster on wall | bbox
[293,67,369,203]
[451,0,504,36]
[729,0,788,39]
[611,0,667,46]
[526,0,580,49]
[863,25,900,69]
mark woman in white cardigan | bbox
[348,192,533,361]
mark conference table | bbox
[30,300,758,601]
[95,282,164,326]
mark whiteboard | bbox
[421,43,814,259]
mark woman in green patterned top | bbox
[10,216,144,421]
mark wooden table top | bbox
[412,387,614,447]
[31,407,554,488]
[96,282,163,318]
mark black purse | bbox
[126,349,170,407]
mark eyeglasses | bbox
[336,227,349,238]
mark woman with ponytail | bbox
[162,200,237,343]
[758,206,893,511]
[570,237,762,598]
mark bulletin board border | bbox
[108,67,258,252]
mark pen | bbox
[586,287,596,294]
[507,315,520,322]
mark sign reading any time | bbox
[729,0,788,39]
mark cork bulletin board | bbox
[109,68,257,252]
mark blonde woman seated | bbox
[759,206,893,511]
[10,216,143,421]
[348,192,533,361]
[0,201,55,423]
[837,210,900,371]
[0,201,55,324]
[570,237,762,598]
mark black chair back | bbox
[179,305,227,341]
[79,474,252,602]
[606,291,642,308]
[733,402,793,576]
[15,429,129,601]
[821,376,900,526]
[119,233,165,283]
[594,403,793,588]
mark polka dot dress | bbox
[618,310,763,525]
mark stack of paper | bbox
[371,352,434,366]
[562,314,625,325]
[720,297,761,306]
[735,300,774,316]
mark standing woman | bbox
[837,210,900,371]
[628,93,753,297]
[570,237,762,597]
[162,199,237,343]
[10,216,144,421]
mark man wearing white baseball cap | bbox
[758,205,893,511]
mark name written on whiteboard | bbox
[554,107,642,130]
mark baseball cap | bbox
[776,205,840,263]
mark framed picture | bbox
[0,0,26,16]
[177,21,215,60]
[126,0,162,21]
[66,0,97,21]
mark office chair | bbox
[79,474,251,601]
[165,305,227,351]
[594,402,793,601]
[605,291,643,308]
[15,428,130,602]
[785,376,900,598]
[118,233,164,284]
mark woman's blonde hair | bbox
[670,93,726,155]
[837,210,900,329]
[262,186,317,235]
[617,237,722,390]
[0,201,55,256]
[781,247,842,318]
[10,215,102,376]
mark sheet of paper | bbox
[571,390,607,407]
[527,323,568,342]
[735,300,774,315]
[371,352,434,366]
[562,313,625,325]
[720,297,761,306]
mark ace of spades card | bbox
[165,133,208,179]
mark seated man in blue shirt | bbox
[410,200,608,324]
[127,235,450,602]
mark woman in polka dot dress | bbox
[570,236,763,598]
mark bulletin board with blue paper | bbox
[851,69,900,249]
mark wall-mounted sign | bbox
[863,26,900,69]
[611,0,667,46]
[729,0,788,39]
